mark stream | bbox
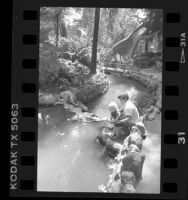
[37,75,161,193]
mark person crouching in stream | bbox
[97,93,146,158]
[112,92,140,143]
[96,102,122,150]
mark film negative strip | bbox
[10,0,187,199]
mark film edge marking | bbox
[10,103,19,190]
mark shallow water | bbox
[136,114,161,193]
[37,75,161,193]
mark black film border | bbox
[10,0,188,199]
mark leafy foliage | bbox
[39,7,163,104]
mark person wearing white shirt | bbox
[112,92,140,140]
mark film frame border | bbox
[10,0,187,198]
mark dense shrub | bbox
[133,52,162,68]
[39,55,62,85]
[39,53,110,106]
[76,73,109,103]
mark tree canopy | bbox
[40,7,162,73]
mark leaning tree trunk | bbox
[111,21,149,51]
[130,32,156,58]
[91,8,100,74]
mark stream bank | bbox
[39,56,161,123]
[38,70,161,193]
[122,67,162,121]
[39,57,110,111]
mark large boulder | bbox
[120,171,136,193]
[121,152,145,182]
[101,123,146,193]
[104,160,137,193]
[126,126,143,151]
[105,141,122,158]
[96,127,122,158]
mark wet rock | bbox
[128,127,143,151]
[146,106,160,121]
[105,141,122,158]
[98,184,107,193]
[107,175,121,193]
[120,171,136,193]
[105,159,137,193]
[96,128,122,158]
[101,122,147,193]
[156,98,161,109]
[121,152,145,182]
[103,125,146,193]
[154,106,160,114]
[136,122,147,139]
[127,144,140,154]
[96,135,107,146]
[96,130,112,145]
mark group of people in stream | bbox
[92,92,148,192]
[96,92,147,158]
[38,91,148,192]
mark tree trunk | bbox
[91,8,100,74]
[145,39,149,54]
[53,12,61,47]
[60,9,67,38]
[56,13,59,47]
[60,22,67,38]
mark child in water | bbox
[108,102,122,139]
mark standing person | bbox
[114,92,140,139]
